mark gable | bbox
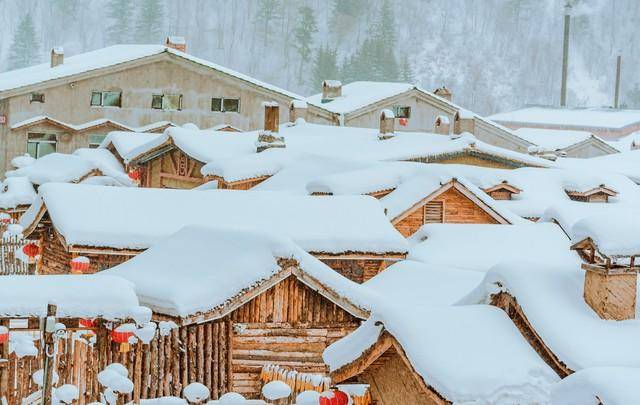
[144,148,205,189]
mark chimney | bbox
[434,115,450,135]
[434,86,452,102]
[165,36,187,52]
[453,110,475,135]
[289,100,308,123]
[321,80,342,103]
[257,102,285,152]
[378,109,395,140]
[50,47,64,68]
[571,237,638,321]
[631,140,640,151]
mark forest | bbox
[0,0,638,115]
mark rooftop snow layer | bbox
[0,177,36,209]
[305,82,414,114]
[0,275,140,319]
[570,212,640,257]
[23,183,408,255]
[103,225,369,318]
[5,153,97,185]
[550,367,640,405]
[489,106,640,130]
[513,128,596,150]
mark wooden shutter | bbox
[424,201,444,223]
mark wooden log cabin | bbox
[103,225,369,399]
[20,183,407,281]
[565,184,618,203]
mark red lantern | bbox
[70,256,90,274]
[22,243,39,258]
[320,390,349,405]
[399,118,408,126]
[0,213,11,224]
[79,318,95,328]
[0,326,8,344]
[128,168,141,181]
[111,328,135,353]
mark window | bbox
[90,91,121,107]
[393,106,411,119]
[27,133,56,158]
[88,134,106,148]
[212,97,240,113]
[152,94,183,110]
[30,92,45,103]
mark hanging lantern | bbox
[399,118,408,126]
[22,243,39,258]
[70,256,90,274]
[320,389,349,405]
[111,326,135,353]
[0,213,11,224]
[0,326,8,344]
[79,318,95,328]
[128,168,141,181]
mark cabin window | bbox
[29,92,45,103]
[26,133,57,158]
[90,91,121,107]
[88,134,106,149]
[152,94,183,110]
[393,106,411,119]
[211,97,240,113]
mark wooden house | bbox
[384,177,514,237]
[565,184,618,203]
[482,181,522,200]
[103,226,369,400]
[20,183,407,281]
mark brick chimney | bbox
[321,80,342,103]
[51,47,64,68]
[571,237,638,321]
[256,102,285,152]
[165,36,186,52]
[378,109,395,140]
[434,115,450,135]
[453,110,475,135]
[434,86,452,102]
[289,100,308,123]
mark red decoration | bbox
[0,214,11,224]
[70,257,90,274]
[0,330,8,344]
[79,318,95,328]
[22,243,39,258]
[320,390,349,405]
[128,168,141,181]
[399,118,408,126]
[111,328,135,353]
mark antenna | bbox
[614,54,622,109]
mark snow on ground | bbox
[23,183,407,255]
[469,262,640,370]
[408,223,581,272]
[102,225,369,318]
[0,275,140,319]
[551,367,640,405]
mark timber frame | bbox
[331,330,450,404]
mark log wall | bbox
[394,187,499,237]
[145,149,205,189]
[320,259,388,283]
[229,275,360,398]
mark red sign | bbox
[0,115,6,125]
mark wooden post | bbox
[614,54,622,109]
[42,303,58,405]
[0,319,9,399]
[560,2,571,106]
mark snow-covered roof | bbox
[0,275,140,319]
[5,153,98,185]
[324,304,558,403]
[570,211,640,257]
[102,226,369,319]
[100,131,164,160]
[551,367,640,405]
[558,150,640,184]
[201,148,300,182]
[72,148,131,185]
[513,128,604,151]
[10,116,174,134]
[0,45,303,100]
[470,262,640,370]
[22,183,408,255]
[408,223,581,272]
[0,177,36,209]
[306,82,415,114]
[489,106,640,130]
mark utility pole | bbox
[42,303,57,405]
[614,54,622,109]
[560,2,572,107]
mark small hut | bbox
[565,184,618,203]
[482,180,522,201]
[103,225,369,400]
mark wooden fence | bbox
[0,236,35,275]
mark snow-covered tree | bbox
[254,0,283,47]
[135,0,164,44]
[312,46,339,91]
[8,13,40,70]
[106,0,134,44]
[293,5,318,84]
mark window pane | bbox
[38,142,56,158]
[151,95,163,109]
[30,93,45,103]
[163,94,182,110]
[393,106,411,119]
[102,91,121,107]
[26,142,37,158]
[27,133,56,142]
[90,91,102,106]
[88,134,106,148]
[223,98,240,113]
[211,98,222,112]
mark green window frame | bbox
[90,90,121,107]
[27,133,57,158]
[211,97,240,113]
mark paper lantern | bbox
[0,326,8,344]
[70,256,90,274]
[22,243,39,258]
[399,118,408,126]
[128,168,141,181]
[79,318,95,328]
[0,213,11,224]
[320,390,350,405]
[111,329,134,353]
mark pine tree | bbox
[135,0,164,44]
[254,0,283,47]
[106,0,134,44]
[329,0,366,39]
[8,13,40,70]
[293,6,318,84]
[372,0,399,81]
[400,54,415,83]
[312,46,339,91]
